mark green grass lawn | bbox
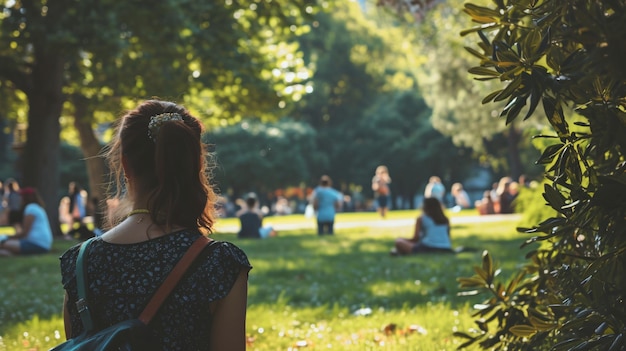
[0,210,532,350]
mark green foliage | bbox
[378,0,543,177]
[512,182,558,228]
[457,0,626,350]
[58,143,89,198]
[292,3,472,196]
[343,91,474,199]
[0,0,322,216]
[206,119,326,197]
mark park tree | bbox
[449,1,626,350]
[0,0,316,229]
[206,119,326,199]
[292,1,469,197]
[377,0,544,179]
[343,90,474,207]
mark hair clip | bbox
[148,112,183,142]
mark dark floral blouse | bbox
[59,230,251,350]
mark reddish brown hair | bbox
[20,187,45,209]
[105,100,217,233]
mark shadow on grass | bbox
[217,230,535,312]
[1,221,529,333]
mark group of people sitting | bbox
[475,177,520,215]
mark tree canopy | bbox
[207,118,326,198]
[0,0,317,228]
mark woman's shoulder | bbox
[208,240,251,269]
[24,203,44,214]
[421,213,448,225]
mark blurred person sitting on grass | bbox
[236,193,277,239]
[391,197,452,255]
[0,187,53,257]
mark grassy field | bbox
[0,210,532,350]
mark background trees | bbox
[0,0,315,229]
[1,0,548,222]
[289,1,473,203]
[207,119,326,200]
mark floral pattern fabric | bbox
[60,230,251,350]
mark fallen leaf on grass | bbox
[408,324,428,335]
[383,323,397,335]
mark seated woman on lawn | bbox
[392,197,452,255]
[0,187,53,257]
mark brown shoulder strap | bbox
[138,236,216,324]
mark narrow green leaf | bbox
[608,334,623,351]
[481,251,493,276]
[468,66,501,77]
[509,324,537,337]
[458,277,488,288]
[464,3,501,18]
[493,76,522,102]
[522,29,542,59]
[505,96,526,125]
[465,46,488,60]
[482,89,503,104]
[536,143,564,164]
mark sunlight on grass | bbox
[0,211,530,350]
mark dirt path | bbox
[215,213,522,233]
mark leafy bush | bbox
[456,1,626,350]
[513,182,557,228]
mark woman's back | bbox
[420,214,451,249]
[238,212,262,238]
[60,231,250,350]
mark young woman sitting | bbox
[392,197,452,255]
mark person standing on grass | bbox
[372,165,391,218]
[0,187,53,257]
[58,100,251,350]
[392,197,452,255]
[311,175,343,235]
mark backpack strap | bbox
[75,237,97,332]
[138,236,217,324]
[75,236,217,331]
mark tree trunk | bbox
[506,124,523,180]
[22,52,65,236]
[72,95,107,202]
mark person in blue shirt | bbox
[392,197,452,255]
[0,187,53,256]
[311,175,343,235]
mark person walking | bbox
[311,175,343,235]
[372,165,391,218]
